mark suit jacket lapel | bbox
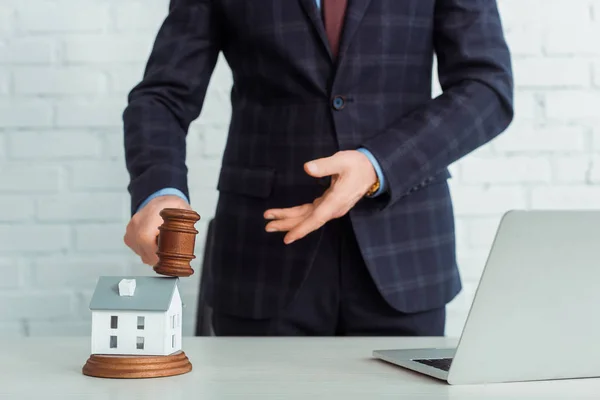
[298,0,333,60]
[338,0,372,59]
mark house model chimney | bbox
[118,279,136,296]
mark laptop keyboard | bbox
[412,358,453,371]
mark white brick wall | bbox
[0,0,598,339]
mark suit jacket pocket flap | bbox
[216,165,276,198]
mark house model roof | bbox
[89,276,179,312]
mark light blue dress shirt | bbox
[137,0,386,212]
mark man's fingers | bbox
[141,250,159,266]
[130,230,159,266]
[304,153,346,178]
[284,211,329,244]
[284,197,339,244]
[265,216,305,232]
[264,203,312,220]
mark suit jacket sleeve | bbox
[123,0,221,215]
[361,0,514,207]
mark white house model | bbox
[88,276,183,356]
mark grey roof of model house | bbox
[89,276,179,312]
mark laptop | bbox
[373,210,600,385]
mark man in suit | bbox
[123,0,513,336]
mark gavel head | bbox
[153,208,201,277]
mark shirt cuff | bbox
[136,188,190,213]
[357,148,387,197]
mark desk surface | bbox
[2,337,598,399]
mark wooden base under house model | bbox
[82,276,192,379]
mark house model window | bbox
[110,335,117,348]
[137,316,145,330]
[136,337,144,350]
[111,316,118,329]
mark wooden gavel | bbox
[153,208,201,277]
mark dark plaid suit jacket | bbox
[123,0,513,319]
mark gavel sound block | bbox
[154,208,201,277]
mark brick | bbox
[445,308,467,338]
[186,129,204,157]
[0,196,35,222]
[594,62,600,87]
[540,0,593,26]
[181,292,198,334]
[453,218,469,249]
[8,131,102,159]
[545,24,600,55]
[55,101,126,128]
[456,248,490,282]
[103,132,126,159]
[460,156,552,184]
[0,133,5,159]
[552,156,591,184]
[0,38,57,64]
[0,258,23,288]
[0,69,8,95]
[447,281,477,313]
[73,224,129,252]
[492,123,587,153]
[0,6,14,34]
[512,92,539,121]
[114,1,169,31]
[513,58,591,88]
[13,67,107,95]
[36,193,129,222]
[450,187,527,216]
[0,165,62,193]
[33,256,127,288]
[178,269,202,295]
[545,91,600,121]
[0,292,73,320]
[592,128,600,151]
[106,66,143,94]
[28,319,90,337]
[188,189,218,218]
[0,225,70,253]
[73,290,94,318]
[200,123,229,157]
[0,100,53,128]
[17,2,110,32]
[531,187,600,209]
[585,156,600,183]
[71,161,129,190]
[0,322,24,337]
[503,25,543,56]
[211,56,234,87]
[466,216,504,249]
[124,262,159,277]
[187,159,221,189]
[63,35,154,64]
[446,281,478,337]
[197,89,232,126]
[497,0,541,28]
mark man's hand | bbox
[124,195,192,265]
[264,150,378,244]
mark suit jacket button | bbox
[332,96,345,110]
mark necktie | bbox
[322,0,348,58]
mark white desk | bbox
[1,337,598,399]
